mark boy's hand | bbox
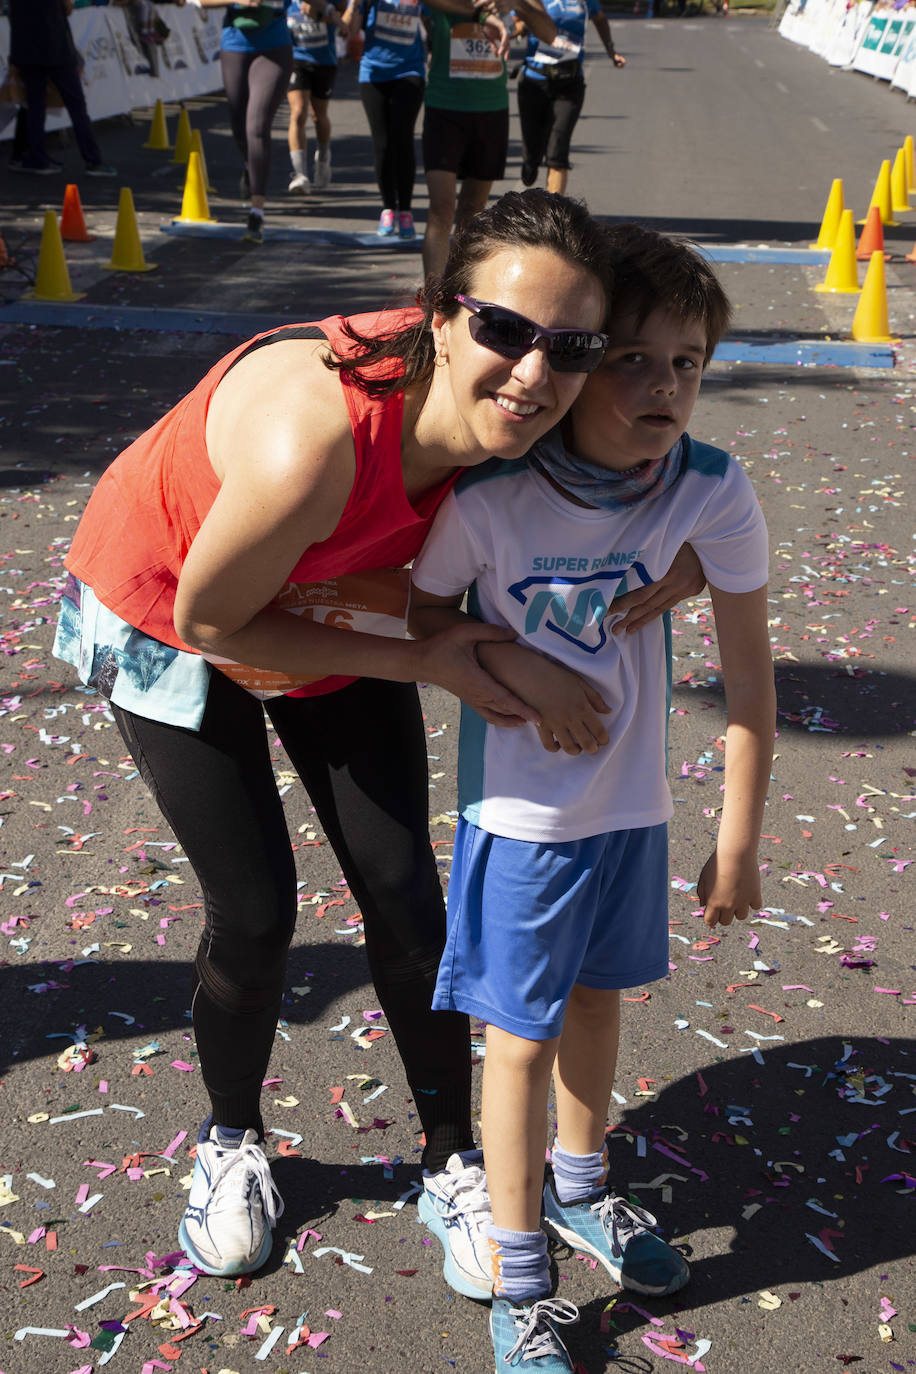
[479,641,610,754]
[696,849,762,928]
[611,542,705,635]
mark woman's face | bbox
[431,245,606,464]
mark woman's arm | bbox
[173,341,527,702]
[590,10,625,64]
[611,542,706,635]
[696,582,776,928]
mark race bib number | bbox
[449,24,503,78]
[288,12,327,44]
[531,33,583,64]
[203,569,410,699]
[375,0,421,45]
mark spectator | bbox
[8,0,117,176]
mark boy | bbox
[409,224,775,1371]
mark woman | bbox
[517,0,625,195]
[54,190,615,1283]
[194,0,293,242]
[284,0,345,194]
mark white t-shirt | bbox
[411,436,769,843]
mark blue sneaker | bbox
[542,1175,689,1296]
[490,1296,578,1370]
[178,1125,284,1276]
[418,1150,493,1299]
[398,211,416,240]
[377,208,396,237]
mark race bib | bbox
[448,24,503,78]
[531,33,583,64]
[288,12,327,43]
[375,0,421,45]
[203,569,410,699]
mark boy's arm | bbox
[696,582,776,928]
[410,583,611,752]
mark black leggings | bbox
[220,45,294,198]
[359,76,424,211]
[517,72,586,172]
[112,669,473,1171]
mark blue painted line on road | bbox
[0,303,894,365]
[161,220,421,249]
[713,339,894,367]
[159,222,826,262]
[699,246,831,264]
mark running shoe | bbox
[288,172,312,195]
[178,1125,283,1276]
[243,211,264,244]
[418,1149,493,1299]
[85,162,118,177]
[521,161,538,187]
[377,208,396,237]
[398,211,416,241]
[490,1296,578,1370]
[542,1174,689,1296]
[313,149,331,189]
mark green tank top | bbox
[424,10,508,111]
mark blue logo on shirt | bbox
[507,564,652,652]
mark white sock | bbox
[290,148,307,176]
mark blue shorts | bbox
[432,819,670,1040]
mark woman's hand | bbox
[416,621,541,727]
[611,542,705,635]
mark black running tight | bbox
[220,45,294,198]
[112,670,473,1171]
[359,76,424,211]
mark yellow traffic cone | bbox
[189,130,216,195]
[144,98,171,151]
[814,209,859,294]
[905,135,915,196]
[105,187,157,272]
[24,209,84,301]
[174,151,214,224]
[891,148,910,216]
[810,178,844,250]
[861,159,897,227]
[851,250,896,343]
[171,107,192,165]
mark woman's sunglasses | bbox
[454,294,608,374]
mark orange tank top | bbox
[65,311,458,694]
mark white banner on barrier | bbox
[0,4,226,141]
[825,0,875,66]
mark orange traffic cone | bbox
[59,183,95,243]
[810,178,844,251]
[0,233,14,269]
[856,204,884,261]
[814,209,859,294]
[861,160,898,227]
[171,107,192,165]
[144,98,171,151]
[24,209,84,301]
[891,148,910,216]
[105,187,157,273]
[174,151,214,224]
[851,251,896,343]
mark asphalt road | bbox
[0,12,914,1374]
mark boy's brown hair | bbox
[604,223,731,365]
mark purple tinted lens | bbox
[459,297,605,373]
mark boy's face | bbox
[570,307,707,471]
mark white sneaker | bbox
[178,1126,284,1276]
[288,172,311,195]
[418,1149,493,1299]
[313,150,331,189]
